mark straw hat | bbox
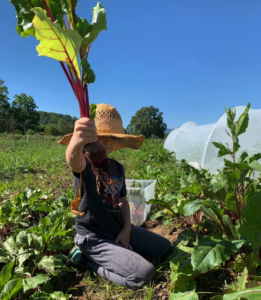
[57,103,145,150]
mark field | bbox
[0,135,179,300]
[1,109,261,300]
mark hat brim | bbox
[57,133,145,150]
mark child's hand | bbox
[115,227,133,250]
[71,118,97,149]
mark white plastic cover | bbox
[164,106,261,174]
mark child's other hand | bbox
[115,228,133,250]
[72,118,97,149]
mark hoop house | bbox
[164,106,261,173]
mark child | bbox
[59,104,172,289]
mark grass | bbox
[0,134,73,195]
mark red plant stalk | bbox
[185,216,196,231]
[70,0,77,24]
[193,212,199,225]
[67,67,84,117]
[42,0,90,119]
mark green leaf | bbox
[10,0,43,37]
[38,256,66,274]
[223,285,261,300]
[234,137,240,153]
[16,231,32,247]
[174,276,196,293]
[0,237,19,256]
[222,215,237,239]
[212,142,232,157]
[146,199,174,212]
[80,59,95,84]
[0,279,23,299]
[50,291,70,299]
[232,103,250,137]
[225,193,238,212]
[31,234,44,251]
[238,191,261,250]
[0,262,15,293]
[209,174,225,193]
[59,0,77,22]
[234,253,260,274]
[249,153,261,163]
[23,274,50,293]
[47,210,64,222]
[248,160,261,172]
[81,2,107,55]
[224,105,236,131]
[34,205,53,213]
[225,268,248,293]
[169,291,199,300]
[89,104,96,119]
[30,291,50,300]
[151,210,166,220]
[17,249,34,267]
[183,200,204,217]
[238,151,249,163]
[32,7,83,79]
[178,258,194,276]
[181,181,202,195]
[191,238,244,273]
[201,205,221,224]
[0,253,11,264]
[74,16,92,38]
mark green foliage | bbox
[161,104,261,299]
[30,291,71,299]
[0,78,11,133]
[32,7,82,78]
[11,93,40,134]
[191,238,244,273]
[127,106,167,138]
[39,111,77,126]
[1,103,261,299]
[0,261,50,300]
[169,291,199,299]
[0,138,66,180]
[0,183,75,298]
[238,191,261,251]
[223,286,261,300]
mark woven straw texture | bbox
[57,104,145,150]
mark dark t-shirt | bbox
[73,156,127,240]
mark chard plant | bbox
[0,261,50,300]
[152,104,261,299]
[10,0,106,119]
[10,0,111,197]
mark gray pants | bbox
[74,225,172,289]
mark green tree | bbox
[57,119,74,135]
[0,79,11,133]
[127,106,167,139]
[45,124,59,136]
[11,93,40,135]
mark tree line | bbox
[0,78,167,138]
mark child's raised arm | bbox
[66,118,97,173]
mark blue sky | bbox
[1,0,261,129]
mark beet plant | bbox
[150,104,261,298]
[10,0,112,215]
[10,0,108,166]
